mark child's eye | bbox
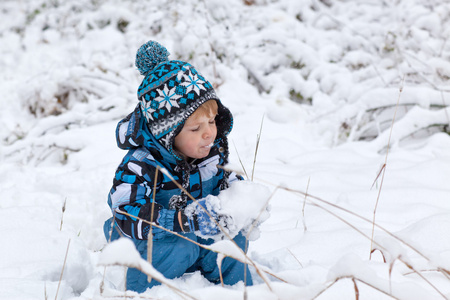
[191,127,200,132]
[209,119,216,124]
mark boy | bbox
[103,41,252,293]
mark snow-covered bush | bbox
[2,0,449,162]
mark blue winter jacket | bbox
[107,105,240,240]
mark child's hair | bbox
[190,100,218,121]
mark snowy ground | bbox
[1,0,450,299]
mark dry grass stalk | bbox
[217,254,225,287]
[55,239,71,300]
[352,277,359,300]
[286,248,303,268]
[398,257,448,299]
[232,140,249,179]
[232,170,450,290]
[312,275,400,300]
[147,167,160,284]
[371,248,394,293]
[219,163,448,284]
[243,245,249,297]
[300,194,448,298]
[369,77,404,259]
[298,176,310,230]
[370,249,387,263]
[251,115,265,181]
[255,176,442,267]
[228,168,450,296]
[59,198,67,231]
[404,268,450,281]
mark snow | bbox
[194,181,271,241]
[1,0,450,299]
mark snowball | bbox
[216,180,272,240]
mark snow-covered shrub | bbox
[2,0,450,163]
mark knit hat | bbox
[135,41,233,160]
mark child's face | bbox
[174,113,217,159]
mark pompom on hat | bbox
[135,41,170,76]
[135,40,233,160]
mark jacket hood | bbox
[116,105,178,164]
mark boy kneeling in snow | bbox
[103,41,252,293]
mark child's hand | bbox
[178,198,234,236]
[193,202,220,235]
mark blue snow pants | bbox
[104,218,253,293]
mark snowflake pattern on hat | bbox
[180,72,207,95]
[140,67,209,122]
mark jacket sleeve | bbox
[107,152,176,240]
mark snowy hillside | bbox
[1,0,449,299]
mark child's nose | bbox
[203,127,212,139]
[203,130,211,139]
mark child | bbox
[103,40,252,293]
